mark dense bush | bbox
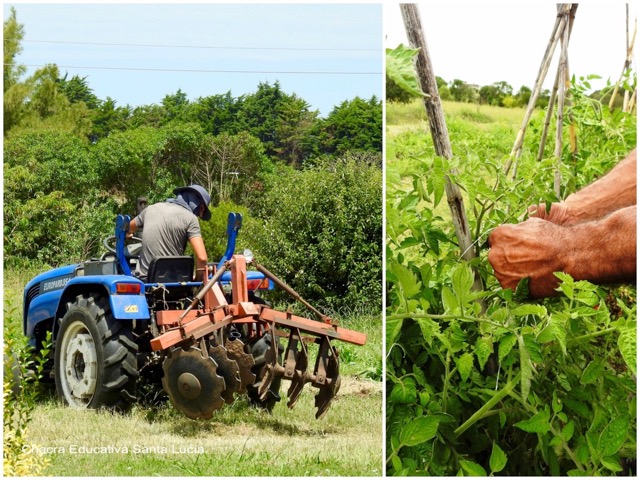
[246,154,382,313]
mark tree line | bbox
[3,8,382,313]
[387,74,548,108]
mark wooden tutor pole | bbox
[400,4,484,294]
[504,5,569,176]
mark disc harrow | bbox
[150,254,367,420]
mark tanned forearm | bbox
[562,205,636,286]
[529,149,637,225]
[489,206,636,298]
[563,149,637,223]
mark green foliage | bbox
[386,91,636,475]
[385,45,426,100]
[3,309,52,476]
[3,7,26,92]
[247,155,382,313]
[199,201,250,261]
[315,96,383,157]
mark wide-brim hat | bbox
[173,184,212,221]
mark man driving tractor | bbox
[128,184,212,282]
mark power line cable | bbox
[6,38,379,52]
[13,63,381,75]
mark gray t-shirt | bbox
[133,202,201,281]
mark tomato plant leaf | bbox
[562,420,575,442]
[385,45,427,99]
[459,459,487,476]
[580,359,605,385]
[415,316,440,346]
[514,277,530,301]
[456,352,474,382]
[489,443,508,473]
[514,409,551,433]
[474,336,493,371]
[391,262,422,298]
[511,304,547,317]
[391,453,403,473]
[442,286,458,313]
[498,333,517,363]
[389,378,417,404]
[451,263,474,306]
[600,456,624,473]
[597,414,629,457]
[399,415,440,447]
[386,317,404,355]
[616,323,636,375]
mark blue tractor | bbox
[22,213,366,419]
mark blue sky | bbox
[4,3,383,117]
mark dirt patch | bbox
[337,378,381,397]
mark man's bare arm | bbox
[529,149,637,225]
[488,206,636,298]
[189,236,209,281]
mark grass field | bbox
[4,266,382,476]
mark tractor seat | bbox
[146,256,194,284]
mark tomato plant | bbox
[386,75,636,476]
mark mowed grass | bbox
[4,267,382,476]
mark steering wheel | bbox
[102,235,143,256]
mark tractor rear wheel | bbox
[54,295,138,410]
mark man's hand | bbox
[488,218,564,298]
[527,202,574,225]
[489,206,636,299]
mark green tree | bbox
[57,73,100,109]
[193,131,269,204]
[162,89,190,122]
[315,96,382,157]
[3,7,25,92]
[187,91,241,136]
[235,81,317,163]
[516,85,532,107]
[90,97,131,141]
[450,79,477,103]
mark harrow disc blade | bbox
[257,341,278,400]
[314,375,341,420]
[286,349,308,409]
[162,346,226,419]
[284,330,309,409]
[208,344,241,404]
[246,333,282,412]
[224,338,255,394]
[313,339,341,419]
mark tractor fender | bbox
[52,275,150,340]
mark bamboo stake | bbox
[534,5,577,163]
[554,10,571,197]
[537,65,561,161]
[400,3,483,294]
[566,6,578,163]
[504,5,569,175]
[609,6,637,112]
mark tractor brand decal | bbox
[41,274,73,293]
[125,305,139,313]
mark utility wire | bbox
[6,38,379,52]
[14,63,381,75]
